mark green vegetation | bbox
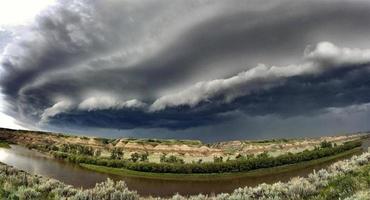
[51,140,361,174]
[56,133,72,138]
[0,163,138,200]
[59,143,94,156]
[309,163,370,200]
[213,156,223,163]
[94,137,115,144]
[130,152,148,162]
[0,127,368,199]
[245,138,292,144]
[139,152,149,162]
[130,152,140,162]
[160,154,185,164]
[320,140,334,148]
[110,147,124,160]
[0,140,10,148]
[1,152,370,200]
[81,147,362,180]
[28,143,96,157]
[81,136,89,140]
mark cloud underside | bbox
[2,0,370,132]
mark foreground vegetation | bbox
[0,139,10,148]
[1,152,370,200]
[50,140,361,175]
[0,164,138,200]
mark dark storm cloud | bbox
[46,59,370,130]
[14,0,370,100]
[2,0,370,135]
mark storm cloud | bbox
[1,0,370,139]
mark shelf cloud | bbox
[1,0,370,140]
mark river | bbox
[0,139,369,197]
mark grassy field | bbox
[81,147,362,181]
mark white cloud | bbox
[0,112,25,129]
[150,42,370,111]
[41,96,147,122]
[305,41,370,67]
[78,97,146,111]
[41,99,74,122]
[0,93,25,129]
[0,0,56,26]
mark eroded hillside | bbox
[0,128,365,163]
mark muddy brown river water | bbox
[0,139,369,197]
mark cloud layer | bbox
[1,0,370,139]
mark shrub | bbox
[139,153,149,162]
[111,148,124,160]
[213,156,223,163]
[130,153,140,162]
[321,140,333,149]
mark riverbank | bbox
[81,147,363,181]
[1,143,365,197]
[1,152,370,200]
[48,139,362,176]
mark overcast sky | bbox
[1,0,370,141]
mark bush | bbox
[213,156,223,163]
[110,148,124,160]
[321,140,333,149]
[139,153,149,162]
[160,155,185,164]
[130,153,140,162]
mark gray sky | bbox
[1,0,370,141]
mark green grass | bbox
[0,141,10,148]
[81,147,362,181]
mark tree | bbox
[110,148,124,160]
[235,154,245,160]
[320,140,333,149]
[257,151,269,159]
[94,149,101,157]
[213,156,223,163]
[160,153,167,163]
[130,153,140,162]
[160,154,184,164]
[139,153,149,162]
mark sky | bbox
[1,0,370,142]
